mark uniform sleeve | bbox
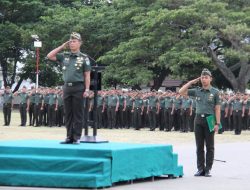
[214,91,221,105]
[56,53,64,63]
[84,57,91,72]
[187,88,196,97]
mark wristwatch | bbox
[216,123,220,125]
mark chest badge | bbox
[76,57,83,70]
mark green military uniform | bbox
[2,92,13,126]
[172,96,182,131]
[158,96,165,131]
[117,94,125,128]
[148,95,158,131]
[102,95,109,128]
[17,92,29,126]
[220,99,229,133]
[34,93,43,126]
[57,94,64,127]
[188,86,220,173]
[29,93,35,126]
[48,93,57,127]
[164,96,173,131]
[43,93,50,126]
[230,98,244,135]
[124,95,133,128]
[56,50,91,142]
[96,94,104,129]
[132,97,143,130]
[181,97,192,132]
[107,94,118,129]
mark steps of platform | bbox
[0,145,111,158]
[0,170,112,188]
[0,140,183,188]
[0,154,110,175]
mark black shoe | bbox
[194,170,205,176]
[150,128,155,131]
[205,170,212,177]
[72,140,81,145]
[60,139,73,144]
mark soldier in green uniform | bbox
[172,93,182,131]
[56,89,64,127]
[33,88,44,127]
[179,68,221,177]
[48,88,57,127]
[181,95,192,132]
[132,93,144,130]
[230,92,245,135]
[164,91,174,132]
[14,86,29,126]
[220,93,229,133]
[142,92,149,128]
[47,32,91,144]
[28,87,36,126]
[1,86,13,126]
[96,91,105,129]
[43,88,50,126]
[124,91,133,129]
[106,90,119,129]
[147,91,158,131]
[157,92,165,131]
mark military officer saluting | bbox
[47,32,91,144]
[1,86,14,126]
[179,68,221,177]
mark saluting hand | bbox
[190,77,201,85]
[61,41,70,50]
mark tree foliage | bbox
[0,0,249,91]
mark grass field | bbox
[0,111,249,145]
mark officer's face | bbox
[200,75,212,87]
[69,39,81,52]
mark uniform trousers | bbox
[19,103,27,126]
[194,114,215,172]
[63,83,84,141]
[3,104,12,125]
[233,110,242,134]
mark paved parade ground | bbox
[0,112,250,190]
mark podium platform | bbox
[0,140,183,188]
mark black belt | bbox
[64,82,83,87]
[196,114,212,118]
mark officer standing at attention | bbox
[47,32,91,144]
[1,86,14,126]
[179,68,221,177]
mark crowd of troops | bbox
[1,87,250,135]
[90,89,250,135]
[1,86,64,127]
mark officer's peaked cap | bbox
[70,32,82,41]
[201,68,212,77]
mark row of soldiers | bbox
[1,86,250,135]
[88,89,250,135]
[1,86,64,127]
